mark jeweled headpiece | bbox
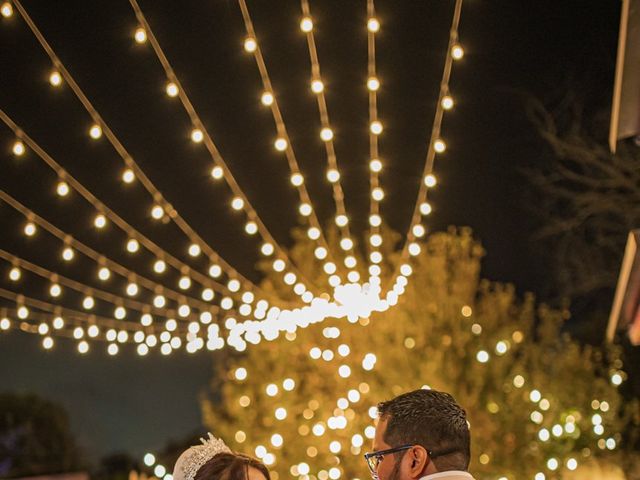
[172,433,232,480]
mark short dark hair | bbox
[194,452,270,480]
[377,389,470,471]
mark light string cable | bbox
[0,109,276,317]
[236,0,345,287]
[127,0,321,300]
[10,0,276,309]
[299,0,360,285]
[0,249,224,322]
[0,189,237,321]
[364,0,385,284]
[0,291,197,356]
[385,0,463,297]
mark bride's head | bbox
[194,452,269,480]
[172,434,269,480]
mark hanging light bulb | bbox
[49,70,63,87]
[370,121,383,135]
[451,43,464,60]
[56,181,70,197]
[441,95,454,110]
[89,124,102,139]
[424,174,437,187]
[12,140,25,156]
[367,76,380,91]
[211,165,224,179]
[24,222,36,237]
[367,18,380,32]
[122,168,135,183]
[165,82,179,97]
[1,2,13,18]
[9,267,21,281]
[274,137,288,151]
[434,139,446,153]
[244,37,257,52]
[300,16,313,32]
[311,79,324,93]
[94,213,107,229]
[134,27,147,44]
[62,247,74,261]
[191,129,204,143]
[257,89,274,107]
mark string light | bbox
[452,43,464,60]
[244,36,257,52]
[89,124,102,139]
[122,168,135,183]
[24,222,36,236]
[12,140,25,156]
[49,70,62,87]
[300,16,313,32]
[165,82,178,97]
[134,27,147,43]
[0,2,13,18]
[94,214,107,229]
[56,181,70,197]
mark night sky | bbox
[0,0,621,462]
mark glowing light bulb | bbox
[245,221,258,235]
[326,169,340,183]
[367,76,380,91]
[412,224,426,237]
[98,267,111,281]
[370,121,383,135]
[1,2,13,18]
[299,203,312,216]
[82,296,95,310]
[244,37,257,52]
[122,168,135,183]
[452,43,464,60]
[307,227,320,240]
[210,165,224,180]
[441,95,454,110]
[372,187,384,201]
[62,247,74,261]
[300,16,313,32]
[408,242,421,256]
[260,90,274,106]
[134,27,147,43]
[231,197,244,211]
[291,173,304,186]
[166,82,179,97]
[261,243,274,256]
[434,139,446,153]
[420,202,432,215]
[273,259,286,272]
[89,124,102,139]
[424,174,437,187]
[49,71,62,87]
[126,238,139,253]
[208,264,222,277]
[188,243,201,257]
[340,238,353,251]
[311,79,324,93]
[126,282,139,296]
[335,214,348,227]
[9,267,21,281]
[12,140,25,156]
[24,222,36,236]
[191,129,204,143]
[56,181,70,197]
[369,214,381,227]
[78,340,89,354]
[370,234,382,246]
[154,259,166,273]
[91,214,106,230]
[151,205,164,219]
[370,159,382,172]
[179,276,191,290]
[274,137,288,151]
[320,127,333,141]
[367,18,380,32]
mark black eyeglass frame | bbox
[363,444,460,476]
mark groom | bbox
[365,388,475,480]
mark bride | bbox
[172,433,269,480]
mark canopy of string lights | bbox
[0,0,464,356]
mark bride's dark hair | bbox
[194,452,270,480]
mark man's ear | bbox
[406,446,429,479]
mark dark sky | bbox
[0,0,621,462]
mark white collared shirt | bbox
[419,472,474,480]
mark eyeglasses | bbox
[363,445,460,478]
[363,445,413,477]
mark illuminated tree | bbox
[202,228,633,480]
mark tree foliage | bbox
[0,392,82,478]
[202,228,634,479]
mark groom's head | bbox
[368,389,470,480]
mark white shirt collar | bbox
[419,472,474,480]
